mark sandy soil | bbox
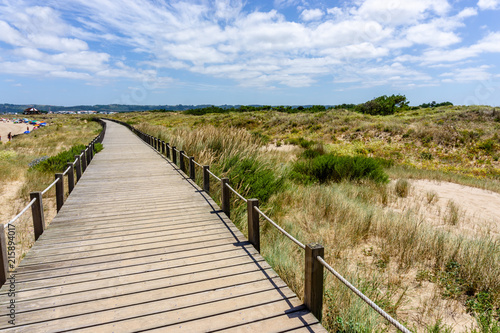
[391,179,500,237]
[0,180,25,224]
[0,122,36,142]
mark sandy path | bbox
[392,179,500,237]
[0,122,34,142]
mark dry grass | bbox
[1,114,101,267]
[110,108,500,332]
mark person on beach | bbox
[8,132,12,141]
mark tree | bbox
[356,94,409,115]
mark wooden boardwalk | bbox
[0,121,326,332]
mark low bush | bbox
[291,154,389,184]
[31,143,102,173]
[288,137,315,148]
[222,155,284,203]
[395,179,410,197]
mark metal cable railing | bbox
[207,169,221,181]
[317,256,411,333]
[41,178,60,195]
[254,207,305,249]
[225,184,247,203]
[4,198,37,227]
[193,159,202,167]
[62,166,72,176]
[116,120,411,333]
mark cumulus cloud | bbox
[406,22,461,47]
[300,9,323,21]
[0,0,498,91]
[477,0,500,10]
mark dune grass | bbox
[110,106,500,332]
[1,114,102,266]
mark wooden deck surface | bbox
[0,120,326,332]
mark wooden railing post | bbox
[0,224,9,286]
[162,141,166,155]
[166,143,170,159]
[304,243,324,322]
[74,155,82,181]
[247,199,260,252]
[86,147,91,166]
[179,151,186,172]
[221,178,230,218]
[89,142,94,160]
[81,150,87,172]
[172,147,177,165]
[203,166,210,193]
[55,173,64,212]
[67,163,75,194]
[189,157,195,180]
[30,192,45,240]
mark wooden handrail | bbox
[0,119,106,286]
[109,118,412,331]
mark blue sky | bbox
[1,0,499,107]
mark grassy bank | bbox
[1,115,102,265]
[109,106,499,332]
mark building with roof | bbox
[23,107,40,115]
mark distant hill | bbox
[0,103,332,114]
[0,103,218,113]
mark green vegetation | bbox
[291,154,389,184]
[109,103,500,332]
[356,94,409,115]
[183,104,328,115]
[1,115,103,269]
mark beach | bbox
[0,121,35,142]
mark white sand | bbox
[392,179,500,237]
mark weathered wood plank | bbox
[0,120,326,332]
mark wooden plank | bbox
[0,120,325,332]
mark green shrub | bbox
[288,137,315,148]
[356,94,409,116]
[31,143,102,173]
[94,142,104,153]
[222,156,284,203]
[291,154,389,184]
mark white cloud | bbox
[406,23,460,47]
[326,7,343,17]
[0,0,497,92]
[353,0,451,26]
[478,0,500,10]
[440,65,492,82]
[300,9,323,21]
[457,7,478,18]
[50,71,92,80]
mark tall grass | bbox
[115,111,500,332]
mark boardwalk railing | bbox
[106,118,411,333]
[0,119,106,286]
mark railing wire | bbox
[113,120,412,333]
[225,184,248,203]
[4,198,37,227]
[254,207,305,249]
[62,166,71,176]
[316,256,411,333]
[207,169,221,181]
[193,160,202,167]
[41,178,59,195]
